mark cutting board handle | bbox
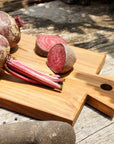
[75,71,114,91]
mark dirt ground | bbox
[9,1,113,47]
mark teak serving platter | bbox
[0,33,113,125]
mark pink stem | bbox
[11,58,65,82]
[4,56,62,90]
[14,16,34,27]
[4,63,41,84]
[14,16,24,27]
[52,74,61,78]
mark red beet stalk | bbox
[4,55,64,90]
[10,59,64,82]
[14,16,33,27]
[14,16,24,27]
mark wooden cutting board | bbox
[74,72,114,117]
[0,33,113,125]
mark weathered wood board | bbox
[0,33,112,125]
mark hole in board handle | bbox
[100,84,112,91]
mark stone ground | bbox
[0,0,114,143]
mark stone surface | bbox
[0,121,75,144]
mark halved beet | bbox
[0,11,22,48]
[35,35,67,57]
[47,44,76,74]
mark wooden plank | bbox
[0,77,87,125]
[68,45,106,76]
[0,33,106,125]
[75,72,114,117]
[77,122,114,144]
[74,105,114,144]
[81,123,114,144]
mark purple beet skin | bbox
[47,43,77,74]
[0,11,23,48]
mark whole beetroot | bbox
[47,44,76,74]
[0,11,22,48]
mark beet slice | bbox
[35,35,67,57]
[47,44,76,74]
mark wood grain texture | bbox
[75,72,114,117]
[0,33,106,125]
[67,45,106,76]
[78,123,114,144]
[74,105,114,144]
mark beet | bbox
[0,35,10,71]
[47,44,76,74]
[0,11,22,48]
[35,35,67,57]
[0,34,64,90]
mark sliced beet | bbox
[47,44,76,74]
[35,35,67,57]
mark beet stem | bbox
[4,63,40,84]
[10,58,65,82]
[14,16,24,27]
[14,16,34,27]
[4,56,62,90]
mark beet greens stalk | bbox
[0,35,64,90]
[4,55,64,90]
[8,59,64,83]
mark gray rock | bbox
[0,120,76,144]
